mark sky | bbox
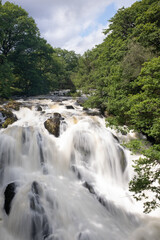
[2,0,137,54]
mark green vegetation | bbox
[0,1,79,98]
[124,140,160,213]
[73,0,160,212]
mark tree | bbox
[10,37,55,95]
[0,2,40,96]
[0,60,13,98]
[121,41,153,88]
[125,140,160,213]
[133,0,160,53]
[53,48,80,90]
[0,2,72,97]
[0,2,39,58]
[128,56,160,143]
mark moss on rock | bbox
[0,106,18,128]
[5,101,22,111]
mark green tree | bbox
[127,56,160,143]
[0,2,39,58]
[0,2,66,97]
[0,59,13,98]
[53,48,80,90]
[133,0,160,53]
[0,1,40,96]
[125,140,160,213]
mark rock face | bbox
[4,182,17,215]
[44,113,61,137]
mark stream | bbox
[0,95,159,240]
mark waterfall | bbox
[0,97,159,240]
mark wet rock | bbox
[83,181,95,194]
[84,109,101,117]
[78,232,90,240]
[37,105,42,111]
[66,105,74,109]
[5,101,22,111]
[4,182,17,215]
[44,113,61,137]
[118,146,127,173]
[71,165,82,180]
[111,133,119,142]
[0,107,14,118]
[30,181,52,240]
[76,96,88,105]
[2,117,17,128]
[36,133,48,175]
[0,107,18,128]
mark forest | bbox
[0,1,80,97]
[0,0,160,213]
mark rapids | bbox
[0,96,159,240]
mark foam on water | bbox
[0,97,159,240]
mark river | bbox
[0,96,159,240]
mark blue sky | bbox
[2,0,137,54]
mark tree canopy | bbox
[0,1,79,97]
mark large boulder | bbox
[4,182,17,215]
[0,107,18,128]
[44,113,61,137]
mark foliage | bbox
[0,2,78,98]
[0,59,13,98]
[125,140,160,213]
[127,56,160,144]
[52,48,80,90]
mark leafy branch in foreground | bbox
[125,140,160,213]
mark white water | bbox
[0,97,160,240]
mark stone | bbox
[0,107,18,128]
[37,105,42,111]
[44,113,61,137]
[83,182,95,194]
[118,146,127,173]
[5,101,22,111]
[76,96,88,105]
[30,181,52,240]
[78,232,90,240]
[4,182,17,215]
[66,105,74,109]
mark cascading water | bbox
[0,96,160,240]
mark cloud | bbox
[63,23,109,54]
[2,0,137,54]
